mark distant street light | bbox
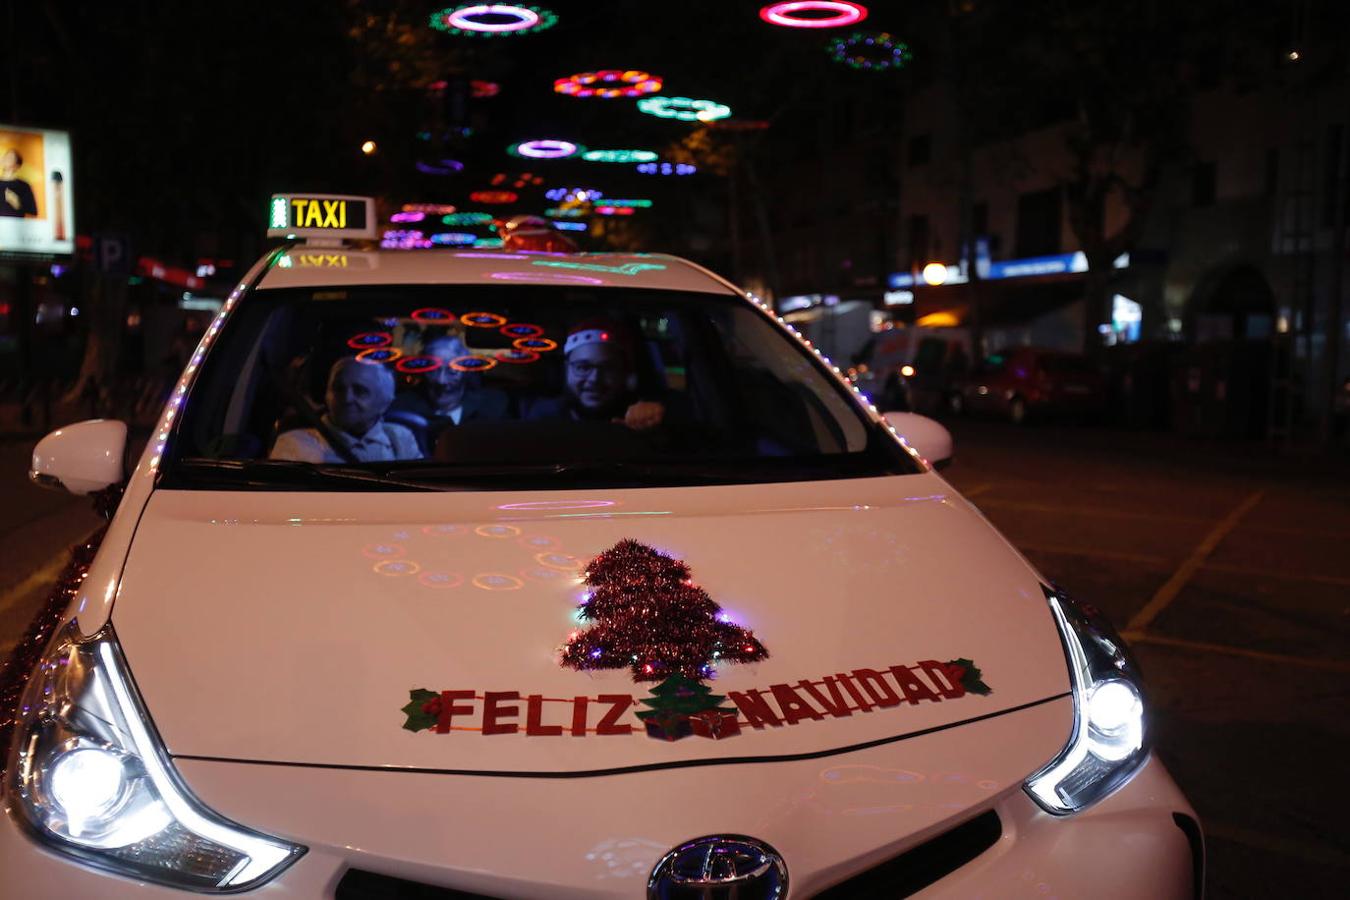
[361,140,378,156]
[922,262,948,286]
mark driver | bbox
[524,320,663,430]
[271,356,421,462]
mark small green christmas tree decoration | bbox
[637,674,740,740]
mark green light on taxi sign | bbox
[269,197,289,230]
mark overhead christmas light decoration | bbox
[554,70,663,99]
[429,4,557,37]
[759,1,867,28]
[442,212,496,226]
[402,203,457,214]
[429,232,478,245]
[595,206,635,216]
[582,149,658,163]
[508,140,583,159]
[389,211,426,224]
[636,96,732,122]
[415,159,465,176]
[553,221,588,231]
[491,171,543,188]
[545,186,603,202]
[471,79,500,98]
[381,230,432,249]
[470,190,519,204]
[636,162,697,175]
[828,31,911,70]
[597,198,652,208]
[472,237,505,248]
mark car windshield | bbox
[162,284,920,490]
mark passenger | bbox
[387,333,509,453]
[271,356,420,462]
[523,320,663,430]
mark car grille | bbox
[811,810,1002,898]
[335,868,499,900]
[334,811,1001,899]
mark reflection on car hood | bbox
[113,474,1071,775]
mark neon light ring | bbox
[759,1,867,28]
[415,159,464,176]
[347,332,393,350]
[500,322,544,339]
[429,4,558,37]
[496,348,542,364]
[461,311,508,328]
[442,212,496,226]
[396,355,444,374]
[581,149,658,164]
[636,162,696,175]
[389,211,426,223]
[555,70,663,99]
[828,31,911,71]
[509,140,584,159]
[411,307,456,324]
[636,96,732,122]
[514,337,558,352]
[449,355,498,372]
[356,347,404,364]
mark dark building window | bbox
[907,214,930,267]
[1015,188,1062,257]
[1324,124,1345,226]
[1192,161,1217,208]
[1265,148,1279,196]
[907,134,931,168]
[971,202,989,238]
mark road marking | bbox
[1202,562,1350,588]
[1017,543,1168,566]
[1204,822,1350,868]
[976,498,1217,524]
[1121,630,1350,673]
[0,525,102,618]
[1126,490,1265,634]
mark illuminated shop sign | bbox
[887,250,1129,289]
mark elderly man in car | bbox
[271,356,421,463]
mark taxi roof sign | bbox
[267,193,376,241]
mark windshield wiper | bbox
[171,458,448,492]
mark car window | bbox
[162,285,919,489]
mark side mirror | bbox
[29,419,128,495]
[882,411,954,470]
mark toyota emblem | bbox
[648,835,787,899]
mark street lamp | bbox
[360,140,378,156]
[922,261,948,286]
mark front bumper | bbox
[0,699,1199,898]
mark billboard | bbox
[0,125,74,257]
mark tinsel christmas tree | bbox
[560,539,768,683]
[560,539,766,740]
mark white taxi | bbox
[1,196,1201,898]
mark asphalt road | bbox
[1,422,1347,897]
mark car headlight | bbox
[1024,587,1149,814]
[4,622,304,890]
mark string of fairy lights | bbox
[391,3,906,248]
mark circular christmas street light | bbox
[429,4,557,36]
[581,149,658,163]
[828,31,911,71]
[554,70,663,99]
[508,139,583,159]
[759,1,867,28]
[636,96,732,122]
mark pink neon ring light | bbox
[759,1,867,28]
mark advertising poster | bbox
[0,125,74,257]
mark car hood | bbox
[112,473,1071,775]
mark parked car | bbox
[0,195,1198,898]
[950,347,1107,424]
[853,326,972,415]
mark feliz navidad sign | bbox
[400,539,990,741]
